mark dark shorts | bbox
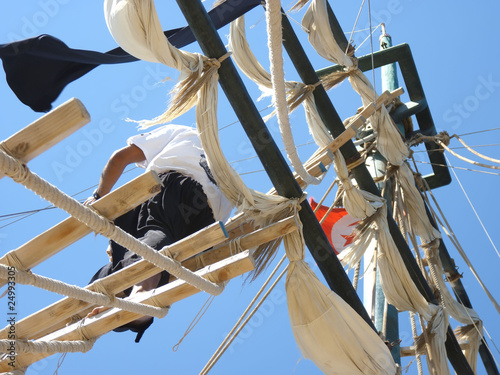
[89,171,215,293]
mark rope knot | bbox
[304,81,321,93]
[435,131,451,146]
[4,252,29,274]
[420,238,440,260]
[205,51,232,70]
[344,57,359,73]
[91,279,116,305]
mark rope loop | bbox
[91,280,116,305]
[420,238,440,260]
[304,80,322,92]
[4,251,29,273]
[75,318,94,342]
[229,237,243,256]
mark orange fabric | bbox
[309,198,358,254]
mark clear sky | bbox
[1,1,500,374]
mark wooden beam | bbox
[356,87,404,113]
[400,341,469,357]
[1,250,255,371]
[0,220,228,340]
[0,98,90,179]
[0,171,162,284]
[184,216,297,271]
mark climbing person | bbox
[85,124,233,342]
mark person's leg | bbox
[87,172,216,341]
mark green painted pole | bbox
[374,24,401,365]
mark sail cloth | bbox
[303,0,441,244]
[330,148,450,375]
[0,0,261,112]
[104,0,397,373]
[285,216,396,375]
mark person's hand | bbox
[83,189,101,206]
[83,196,97,206]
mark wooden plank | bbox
[0,221,228,340]
[0,171,162,283]
[400,341,468,357]
[356,87,404,112]
[1,251,255,371]
[183,216,297,272]
[0,98,90,179]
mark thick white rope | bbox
[229,15,332,150]
[264,0,321,186]
[0,149,223,296]
[0,338,96,354]
[0,264,168,319]
[410,311,424,375]
[229,17,332,148]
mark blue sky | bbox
[1,1,500,374]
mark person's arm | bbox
[85,144,146,205]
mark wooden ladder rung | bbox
[1,250,255,372]
[0,98,90,179]
[184,216,298,271]
[0,171,162,285]
[356,87,405,113]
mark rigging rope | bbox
[452,134,500,164]
[444,154,500,262]
[0,264,169,318]
[346,0,365,54]
[412,160,500,176]
[200,255,288,374]
[414,159,500,315]
[458,127,500,137]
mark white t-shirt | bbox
[128,124,233,223]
